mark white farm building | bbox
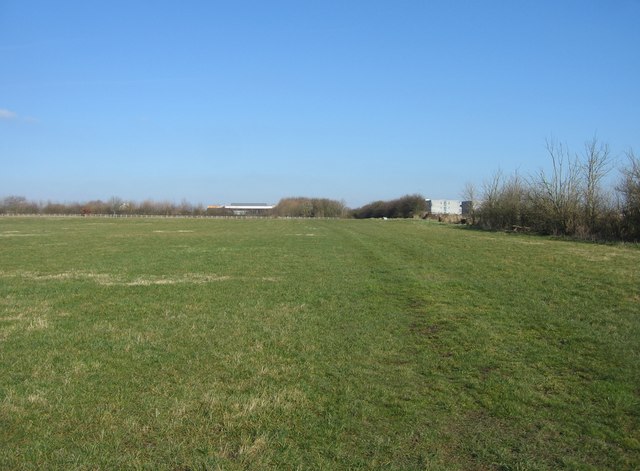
[225,203,274,215]
[206,203,274,216]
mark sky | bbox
[1,0,639,208]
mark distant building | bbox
[461,200,475,215]
[206,203,274,216]
[225,203,274,216]
[425,199,474,216]
[426,199,463,215]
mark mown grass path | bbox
[1,217,639,469]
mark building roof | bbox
[225,203,274,210]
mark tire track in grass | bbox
[327,221,471,468]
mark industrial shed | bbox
[225,203,274,215]
[206,203,274,216]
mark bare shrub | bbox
[618,149,640,241]
[476,171,531,230]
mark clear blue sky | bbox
[2,1,639,207]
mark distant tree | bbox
[461,181,478,224]
[192,203,206,216]
[65,202,84,215]
[138,200,156,215]
[1,196,39,214]
[108,196,124,215]
[177,198,193,216]
[395,194,427,218]
[299,199,313,217]
[274,197,347,218]
[353,194,426,219]
[352,200,384,219]
[84,199,110,214]
[42,201,67,214]
[274,198,303,217]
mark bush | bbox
[474,138,627,241]
[353,194,427,219]
[475,172,531,231]
[274,197,348,218]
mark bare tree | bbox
[476,171,529,230]
[581,137,613,231]
[532,139,582,235]
[1,196,39,214]
[109,196,124,215]
[461,182,477,224]
[477,170,503,229]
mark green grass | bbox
[1,217,639,470]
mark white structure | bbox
[426,199,463,215]
[206,203,275,216]
[224,203,274,215]
[225,203,274,211]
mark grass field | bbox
[1,217,639,470]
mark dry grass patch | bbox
[0,270,231,286]
[0,297,53,340]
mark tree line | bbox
[0,194,430,220]
[0,196,208,216]
[469,138,640,241]
[0,196,352,218]
[273,197,349,218]
[275,195,430,219]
